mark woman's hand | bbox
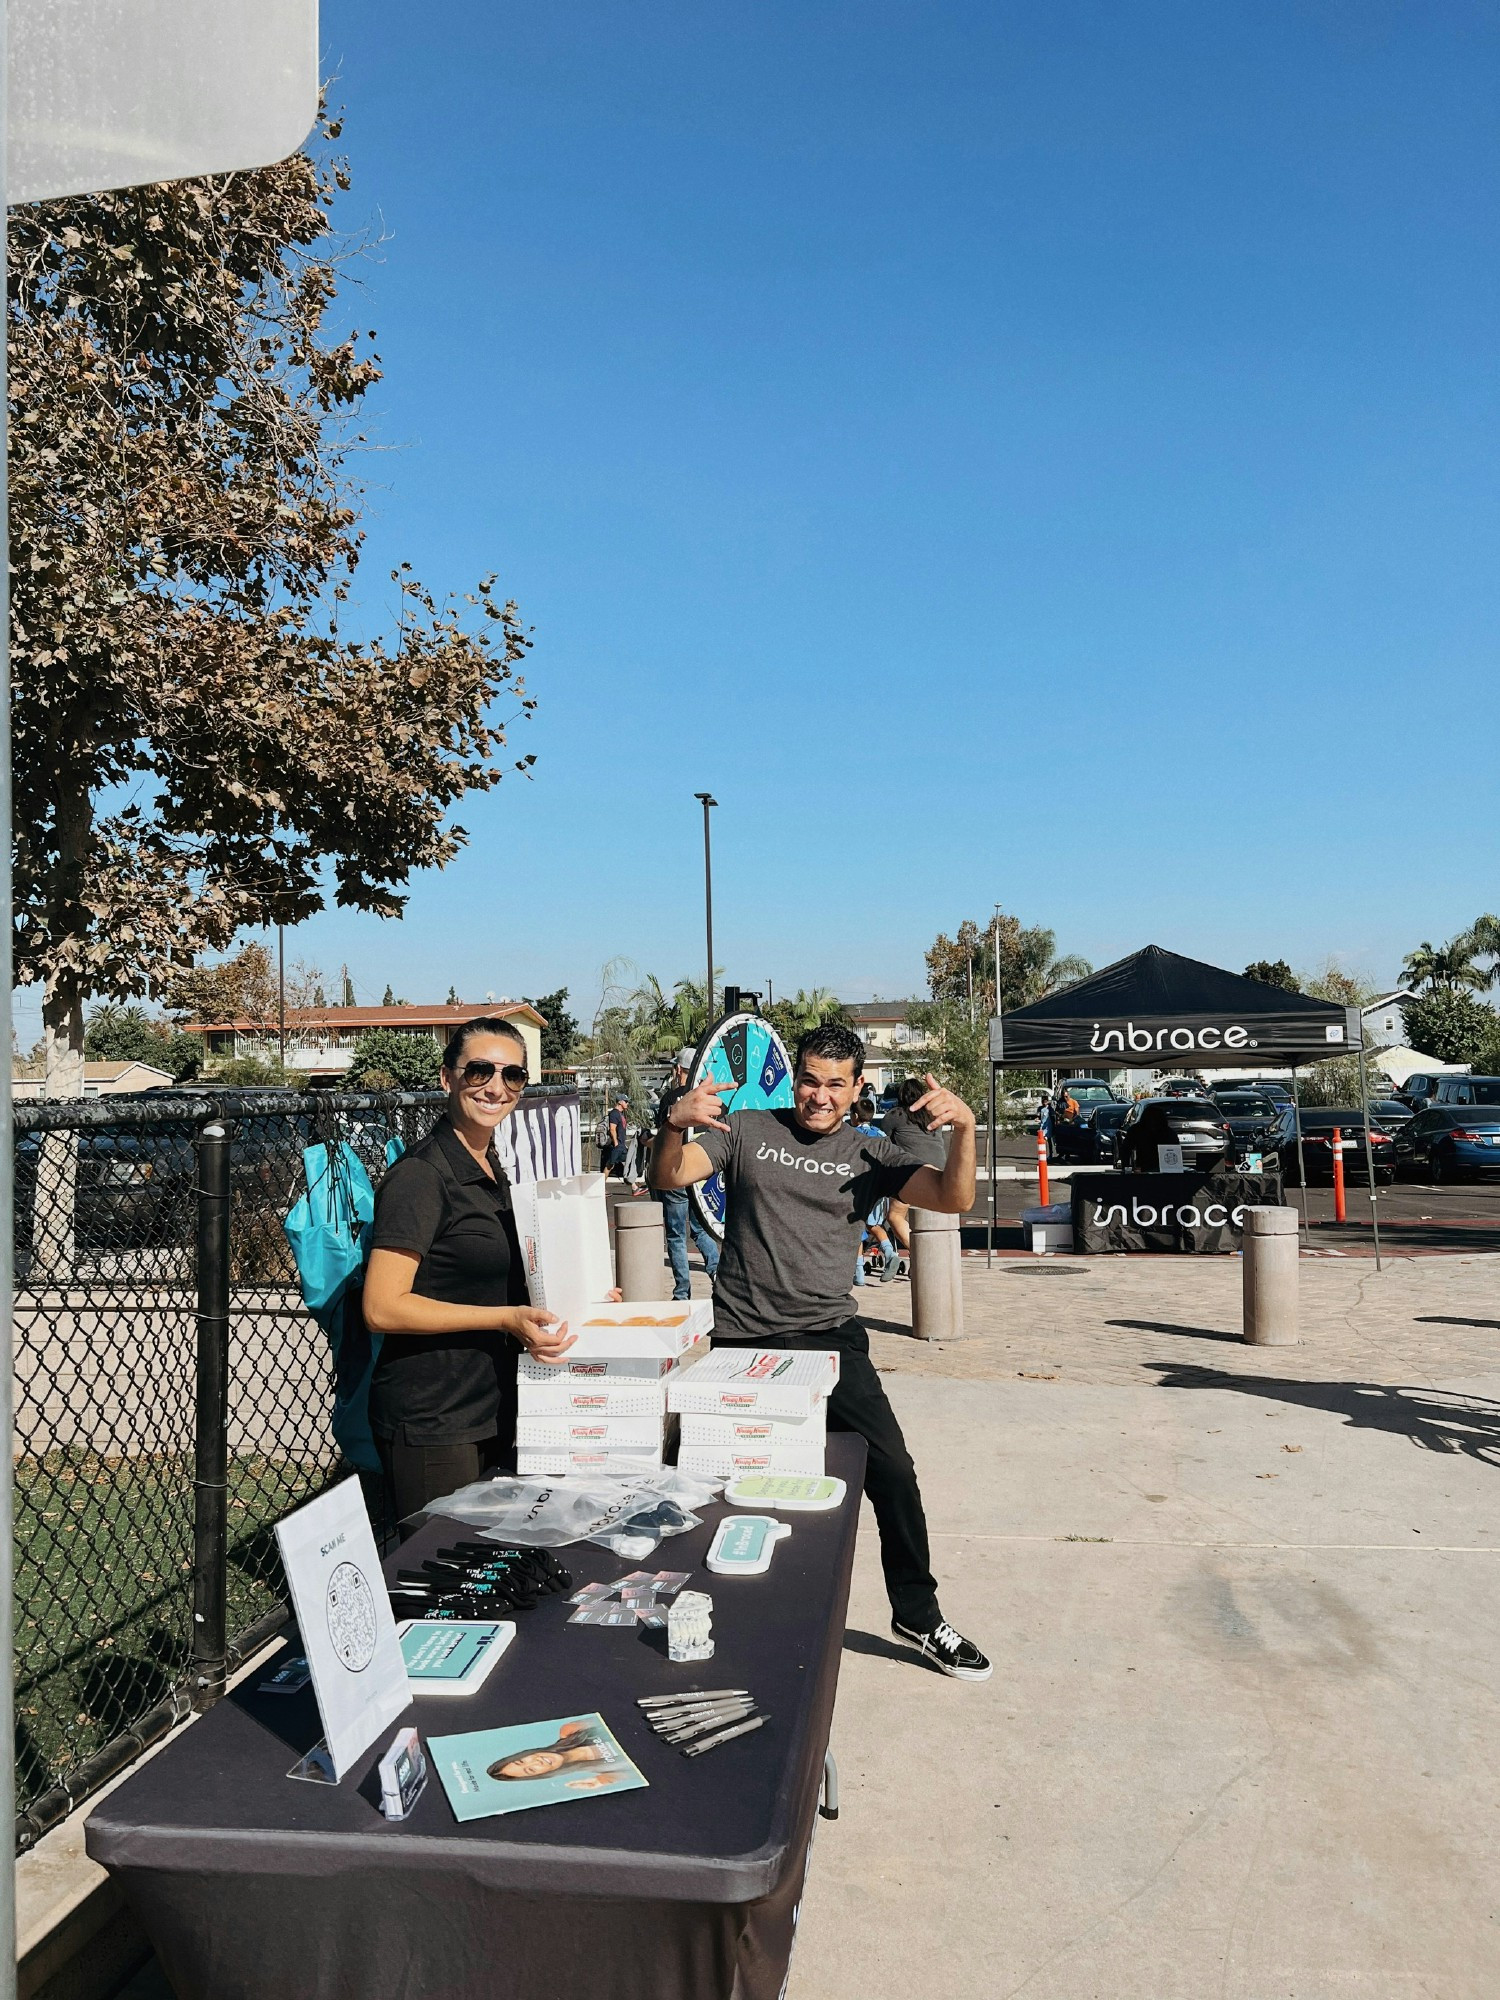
[504,1305,576,1364]
[607,1287,623,1303]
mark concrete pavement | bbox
[790,1253,1500,1999]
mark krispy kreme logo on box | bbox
[1086,1019,1343,1055]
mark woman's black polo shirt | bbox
[366,1116,530,1445]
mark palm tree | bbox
[1466,914,1500,990]
[1400,938,1485,995]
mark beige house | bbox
[183,1001,544,1083]
[12,1059,175,1100]
[841,1000,923,1092]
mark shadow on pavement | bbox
[1107,1318,1241,1345]
[1415,1315,1500,1332]
[1145,1363,1500,1466]
[842,1629,941,1672]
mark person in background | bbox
[656,1048,721,1300]
[882,1074,949,1263]
[850,1093,890,1284]
[361,1016,574,1522]
[604,1095,630,1178]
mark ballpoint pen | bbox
[682,1714,768,1756]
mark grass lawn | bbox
[13,1447,343,1817]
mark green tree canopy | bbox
[83,1003,199,1080]
[1402,990,1500,1069]
[10,111,535,1096]
[346,1029,442,1091]
[926,912,1090,1015]
[526,988,580,1069]
[1243,959,1300,991]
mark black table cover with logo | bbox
[85,1435,866,2000]
[1072,1172,1283,1253]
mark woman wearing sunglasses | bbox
[363,1015,576,1520]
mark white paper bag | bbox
[509,1174,614,1327]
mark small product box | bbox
[667,1349,838,1421]
[514,1414,668,1452]
[516,1342,707,1389]
[517,1444,666,1475]
[563,1302,713,1362]
[516,1377,668,1419]
[678,1407,826,1449]
[678,1443,828,1478]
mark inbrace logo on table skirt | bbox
[1093,1197,1246,1231]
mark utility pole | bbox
[695,793,717,1025]
[766,977,774,1010]
[277,923,286,1072]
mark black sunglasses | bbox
[458,1059,529,1090]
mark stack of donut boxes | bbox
[509,1176,834,1477]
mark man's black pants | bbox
[717,1317,939,1630]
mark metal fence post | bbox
[192,1118,231,1708]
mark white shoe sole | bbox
[890,1623,994,1682]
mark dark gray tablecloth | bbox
[86,1434,866,2000]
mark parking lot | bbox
[965,1135,1500,1255]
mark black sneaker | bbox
[891,1616,993,1682]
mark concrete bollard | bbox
[612,1198,671,1301]
[909,1208,964,1342]
[1242,1205,1299,1346]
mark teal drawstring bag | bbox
[283,1135,404,1472]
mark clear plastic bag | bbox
[420,1471,713,1557]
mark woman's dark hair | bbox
[487,1729,592,1780]
[442,1015,527,1073]
[794,1022,865,1076]
[895,1076,928,1112]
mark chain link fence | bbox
[10,1085,576,1850]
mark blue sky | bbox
[40,1,1500,1040]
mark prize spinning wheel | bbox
[687,1010,794,1242]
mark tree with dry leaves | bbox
[9,113,535,1094]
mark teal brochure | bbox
[429,1713,648,1822]
[398,1620,514,1696]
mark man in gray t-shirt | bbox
[652,1022,991,1684]
[693,1109,919,1340]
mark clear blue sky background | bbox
[51,0,1500,1038]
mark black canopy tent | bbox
[986,946,1382,1266]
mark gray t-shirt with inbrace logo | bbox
[695,1108,922,1340]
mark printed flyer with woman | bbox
[429,1714,647,1822]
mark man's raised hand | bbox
[667,1078,736,1134]
[910,1073,975,1133]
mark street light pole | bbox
[695,793,718,1026]
[277,923,286,1072]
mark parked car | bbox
[1267,1107,1394,1185]
[1368,1098,1414,1134]
[1397,1072,1449,1112]
[1083,1100,1133,1165]
[1211,1091,1283,1158]
[1115,1097,1233,1172]
[1218,1077,1294,1107]
[1046,1078,1118,1157]
[1391,1104,1500,1182]
[1157,1076,1208,1098]
[1431,1075,1500,1107]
